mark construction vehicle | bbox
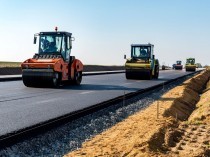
[21,27,83,87]
[172,64,176,69]
[195,63,202,68]
[185,58,196,71]
[174,60,183,70]
[162,65,166,70]
[124,43,159,79]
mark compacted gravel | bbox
[0,77,189,157]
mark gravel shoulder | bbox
[65,69,210,157]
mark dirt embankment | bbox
[64,69,210,157]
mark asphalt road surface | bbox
[0,70,194,136]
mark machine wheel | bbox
[74,71,82,85]
[22,75,39,87]
[125,71,132,79]
[154,66,159,79]
[186,68,190,72]
[148,71,153,80]
[51,72,60,87]
[23,77,34,87]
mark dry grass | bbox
[0,61,21,68]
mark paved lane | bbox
[0,70,194,136]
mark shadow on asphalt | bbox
[153,78,171,81]
[60,84,140,91]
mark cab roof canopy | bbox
[39,31,72,36]
[131,44,154,47]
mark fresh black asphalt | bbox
[0,70,194,137]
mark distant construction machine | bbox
[21,27,83,87]
[174,60,183,70]
[185,58,196,71]
[124,43,159,80]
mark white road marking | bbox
[35,98,60,104]
[80,91,95,94]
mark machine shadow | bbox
[57,78,171,91]
[60,84,140,91]
[153,78,171,81]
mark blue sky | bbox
[0,0,210,66]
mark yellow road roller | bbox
[125,43,159,79]
[185,58,196,71]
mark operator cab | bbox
[186,58,195,64]
[176,61,182,65]
[33,31,74,62]
[131,44,154,60]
